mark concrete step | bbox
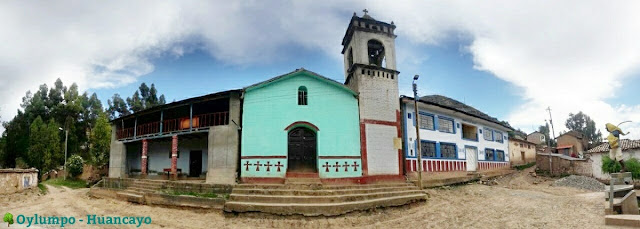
[235,182,414,190]
[224,193,427,216]
[232,186,419,196]
[128,183,164,189]
[605,215,640,227]
[127,187,157,193]
[229,190,425,204]
[285,178,322,185]
[116,191,144,204]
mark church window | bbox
[367,39,385,67]
[298,86,308,105]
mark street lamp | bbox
[413,74,423,189]
[59,127,68,180]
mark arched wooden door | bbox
[287,127,317,173]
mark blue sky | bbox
[93,35,523,126]
[2,1,640,137]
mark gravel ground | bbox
[0,168,613,228]
[553,175,605,191]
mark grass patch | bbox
[42,178,88,189]
[165,190,222,199]
[514,162,536,171]
[37,183,48,194]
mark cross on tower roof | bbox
[363,9,368,14]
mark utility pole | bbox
[59,127,69,180]
[413,75,423,189]
[546,106,556,176]
[546,106,557,141]
[545,120,552,175]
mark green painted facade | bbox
[241,69,362,178]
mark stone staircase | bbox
[224,182,427,216]
[113,179,165,204]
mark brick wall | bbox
[536,153,592,176]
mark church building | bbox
[240,69,362,182]
[108,11,405,184]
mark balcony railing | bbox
[116,111,229,140]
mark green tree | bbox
[107,93,130,119]
[565,111,602,149]
[28,116,46,170]
[90,113,111,166]
[126,91,145,113]
[3,212,13,227]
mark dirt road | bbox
[0,169,614,228]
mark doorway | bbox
[521,151,526,164]
[465,146,478,172]
[189,150,202,177]
[287,127,317,173]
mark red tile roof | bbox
[587,139,640,153]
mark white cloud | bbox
[364,0,640,139]
[1,0,640,141]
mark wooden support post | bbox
[134,117,137,138]
[171,135,178,180]
[141,139,148,177]
[159,110,163,133]
[189,103,193,131]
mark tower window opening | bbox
[298,86,308,105]
[367,40,385,67]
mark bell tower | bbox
[342,10,402,178]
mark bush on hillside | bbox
[66,155,84,177]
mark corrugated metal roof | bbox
[587,139,640,153]
[404,95,513,131]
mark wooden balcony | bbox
[116,111,229,140]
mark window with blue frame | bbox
[484,148,495,161]
[494,131,504,143]
[496,150,505,161]
[440,143,457,159]
[483,128,494,141]
[421,141,436,158]
[438,117,454,133]
[419,113,435,130]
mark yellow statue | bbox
[606,122,630,172]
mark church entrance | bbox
[287,127,317,173]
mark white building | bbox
[401,95,512,173]
[586,139,640,180]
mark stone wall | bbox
[536,153,592,176]
[0,168,39,194]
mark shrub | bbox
[602,156,622,174]
[15,157,29,169]
[602,156,640,179]
[65,154,85,177]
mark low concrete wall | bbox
[536,153,592,176]
[144,193,225,209]
[0,168,39,194]
[99,178,233,194]
[89,187,225,209]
